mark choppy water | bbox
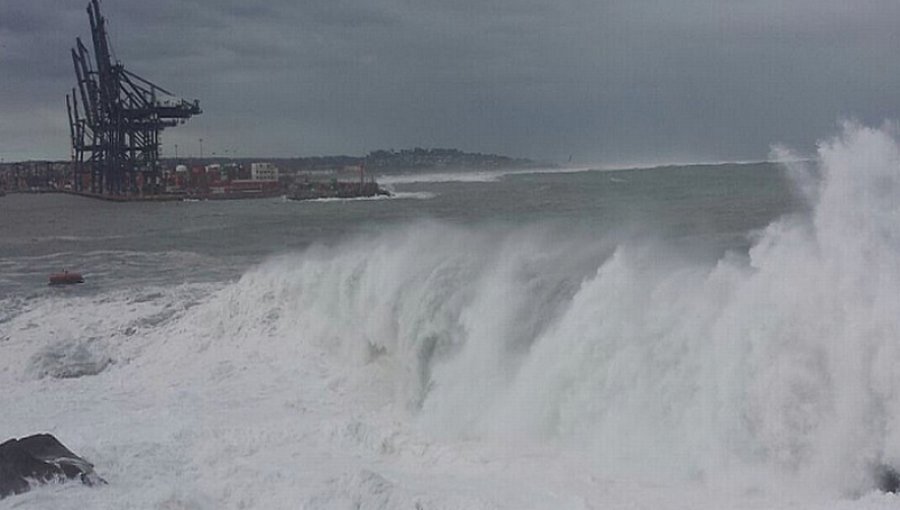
[4,123,900,509]
[0,160,795,295]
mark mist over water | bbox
[228,123,900,491]
[3,123,900,507]
[464,124,900,492]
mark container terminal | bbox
[0,160,389,202]
[0,3,532,202]
[52,0,388,202]
[66,0,201,199]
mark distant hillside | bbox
[0,148,541,179]
[363,148,539,172]
[173,148,541,173]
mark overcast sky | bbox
[1,0,899,164]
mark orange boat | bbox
[49,271,84,285]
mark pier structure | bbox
[66,0,201,196]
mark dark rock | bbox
[0,434,105,499]
[874,464,900,493]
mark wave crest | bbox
[178,123,900,493]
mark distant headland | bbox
[181,147,542,173]
[0,148,544,198]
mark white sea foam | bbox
[376,160,775,186]
[376,166,605,185]
[4,123,900,508]
[0,234,130,247]
[294,190,437,203]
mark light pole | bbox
[199,138,204,160]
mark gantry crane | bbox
[66,0,201,195]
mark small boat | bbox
[49,271,84,285]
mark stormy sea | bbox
[4,122,900,509]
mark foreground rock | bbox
[874,464,900,493]
[0,434,105,499]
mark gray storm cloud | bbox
[1,0,899,163]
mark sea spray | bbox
[162,224,611,411]
[449,122,900,491]
[6,124,900,506]
[165,122,900,494]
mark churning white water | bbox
[4,123,900,508]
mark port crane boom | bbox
[66,0,201,195]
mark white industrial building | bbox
[250,162,279,182]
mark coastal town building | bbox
[250,163,279,182]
